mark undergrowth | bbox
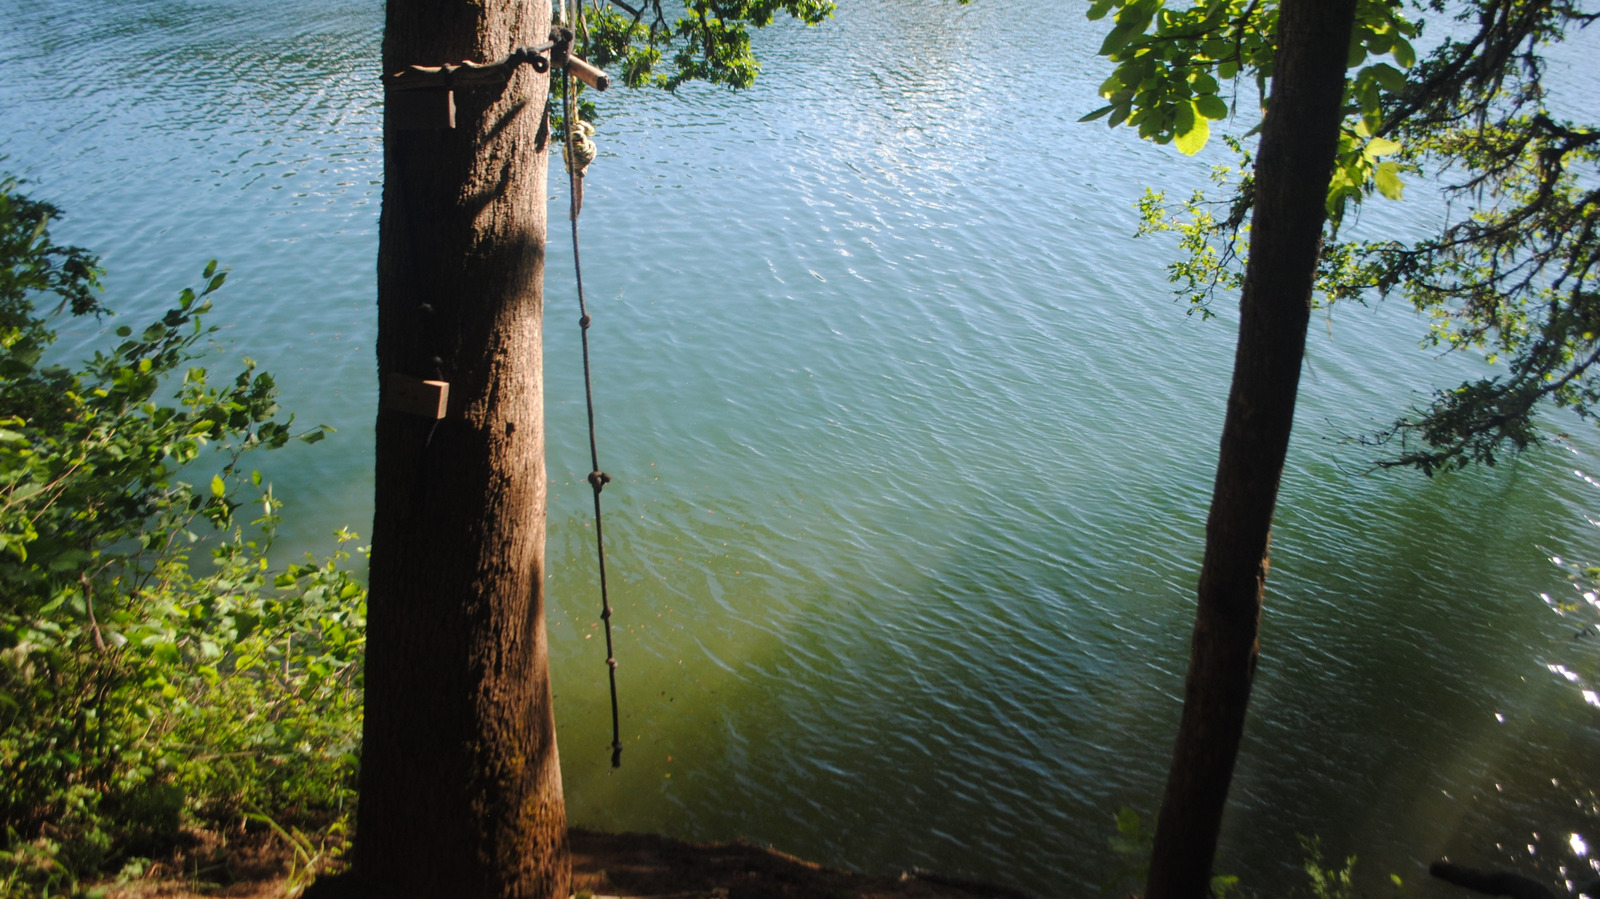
[1107,808,1397,899]
[0,177,364,897]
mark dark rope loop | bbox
[510,43,553,73]
[385,40,553,87]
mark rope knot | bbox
[563,119,597,176]
[587,470,611,491]
[579,313,592,329]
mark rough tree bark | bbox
[1142,2,1358,897]
[353,0,569,897]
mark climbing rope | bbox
[560,51,624,770]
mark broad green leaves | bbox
[1373,163,1404,200]
[1082,0,1277,154]
[1365,136,1404,200]
[1173,103,1211,156]
[1326,124,1409,214]
[1085,0,1420,207]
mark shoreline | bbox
[98,827,1041,899]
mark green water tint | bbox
[4,0,1598,894]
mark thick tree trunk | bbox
[354,1,569,897]
[1142,3,1357,898]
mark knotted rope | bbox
[561,54,624,769]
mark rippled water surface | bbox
[5,1,1600,895]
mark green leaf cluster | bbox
[1135,135,1256,317]
[573,0,833,91]
[0,181,102,331]
[0,179,363,895]
[1299,836,1359,899]
[547,0,832,171]
[1085,0,1417,197]
[1082,0,1276,153]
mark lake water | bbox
[4,0,1600,895]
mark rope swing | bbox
[554,27,625,770]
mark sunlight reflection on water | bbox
[1,0,1598,894]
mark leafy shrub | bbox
[0,176,364,894]
[1300,836,1358,899]
[1106,809,1401,898]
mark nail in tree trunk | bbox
[355,0,569,896]
[1143,3,1357,897]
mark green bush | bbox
[0,176,364,895]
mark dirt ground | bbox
[97,828,1041,899]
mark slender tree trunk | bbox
[354,1,569,897]
[1143,3,1356,898]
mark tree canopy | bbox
[1092,0,1600,473]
